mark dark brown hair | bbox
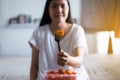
[39,0,73,26]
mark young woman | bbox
[29,0,90,80]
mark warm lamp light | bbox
[114,27,120,38]
[108,31,114,54]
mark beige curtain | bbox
[81,0,120,35]
[114,0,120,37]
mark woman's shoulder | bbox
[34,24,49,32]
[72,23,84,31]
[38,24,49,30]
[32,24,49,36]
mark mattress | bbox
[0,54,120,80]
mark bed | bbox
[0,56,30,80]
[84,54,120,80]
[0,54,120,80]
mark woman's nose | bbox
[56,6,62,13]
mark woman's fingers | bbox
[57,51,69,66]
[58,51,68,57]
[58,56,67,62]
[57,58,66,66]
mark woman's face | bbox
[49,0,69,23]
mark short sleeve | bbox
[73,26,88,54]
[28,28,40,50]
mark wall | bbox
[1,0,44,27]
[0,0,2,54]
[0,0,2,26]
[69,0,81,23]
[0,26,36,56]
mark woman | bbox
[29,0,90,80]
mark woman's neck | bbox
[50,22,72,36]
[50,22,67,30]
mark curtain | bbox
[81,0,120,36]
[114,0,120,37]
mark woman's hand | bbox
[57,50,70,66]
[57,48,85,68]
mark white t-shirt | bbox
[29,23,90,80]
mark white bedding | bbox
[0,54,120,80]
[0,56,30,80]
[84,54,120,80]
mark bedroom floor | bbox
[0,54,120,80]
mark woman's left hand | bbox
[57,50,70,66]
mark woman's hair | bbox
[39,0,73,26]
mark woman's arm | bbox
[67,47,85,67]
[30,44,39,80]
[57,47,85,68]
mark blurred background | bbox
[0,0,120,56]
[0,0,120,80]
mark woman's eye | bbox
[61,4,67,9]
[51,4,58,8]
[51,4,67,9]
[61,5,65,8]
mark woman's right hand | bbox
[57,50,70,66]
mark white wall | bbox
[1,0,46,27]
[0,26,36,56]
[69,0,81,23]
[0,0,2,54]
[0,0,2,26]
